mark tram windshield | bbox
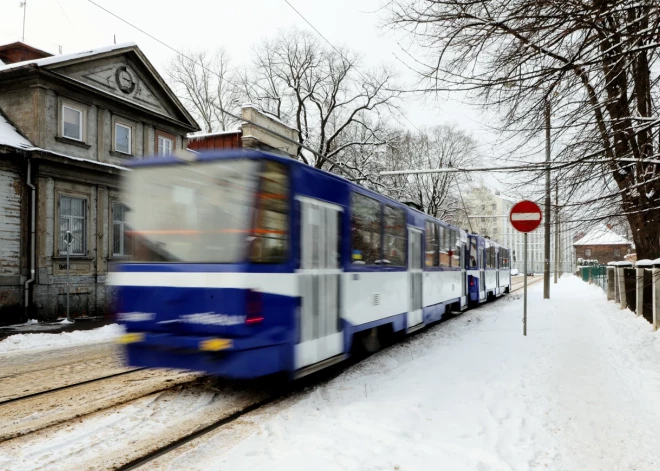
[124,159,261,263]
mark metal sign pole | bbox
[510,200,541,337]
[524,232,528,336]
[66,231,71,323]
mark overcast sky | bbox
[2,0,536,193]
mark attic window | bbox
[62,105,83,141]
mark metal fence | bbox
[579,265,608,292]
[578,262,659,331]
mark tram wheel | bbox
[359,327,382,354]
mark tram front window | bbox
[125,159,261,263]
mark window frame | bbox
[111,201,132,258]
[61,104,84,142]
[155,129,176,156]
[58,195,88,257]
[613,247,621,257]
[585,248,592,257]
[157,136,173,156]
[114,122,133,155]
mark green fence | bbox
[579,265,608,292]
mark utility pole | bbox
[554,183,559,284]
[543,97,551,299]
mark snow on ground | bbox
[158,276,660,471]
[0,324,124,355]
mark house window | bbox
[158,136,173,156]
[112,202,131,257]
[115,123,132,154]
[62,105,83,141]
[613,247,621,257]
[585,248,592,257]
[59,196,87,256]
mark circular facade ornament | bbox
[115,66,136,94]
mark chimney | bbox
[606,224,613,230]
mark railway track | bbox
[116,394,279,470]
[0,368,146,407]
[0,367,201,442]
[510,275,544,293]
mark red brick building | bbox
[573,225,632,264]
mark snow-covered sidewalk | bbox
[156,276,660,471]
[0,324,123,355]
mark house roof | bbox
[0,108,32,149]
[0,41,53,64]
[0,42,199,132]
[0,42,136,73]
[573,224,630,246]
[188,129,242,139]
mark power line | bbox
[86,0,417,176]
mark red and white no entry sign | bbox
[510,200,542,233]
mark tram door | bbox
[408,228,423,330]
[496,249,500,294]
[296,198,343,370]
[480,247,486,300]
[461,242,467,302]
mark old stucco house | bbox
[0,41,199,325]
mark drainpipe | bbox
[24,158,36,319]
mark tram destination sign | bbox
[509,200,542,233]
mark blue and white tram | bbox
[110,150,511,380]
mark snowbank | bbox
[0,324,124,355]
[158,277,660,471]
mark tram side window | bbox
[469,238,478,268]
[383,206,406,266]
[425,221,438,267]
[486,247,491,268]
[450,229,459,267]
[351,193,382,265]
[249,161,289,263]
[439,226,450,268]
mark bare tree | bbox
[388,0,660,258]
[242,29,401,171]
[380,124,479,221]
[168,49,242,133]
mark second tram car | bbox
[110,150,511,379]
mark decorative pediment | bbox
[66,60,169,116]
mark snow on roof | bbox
[0,110,32,149]
[636,259,654,267]
[241,103,298,131]
[188,129,242,139]
[573,224,630,246]
[0,42,137,73]
[29,147,130,171]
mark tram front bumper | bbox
[118,332,290,379]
